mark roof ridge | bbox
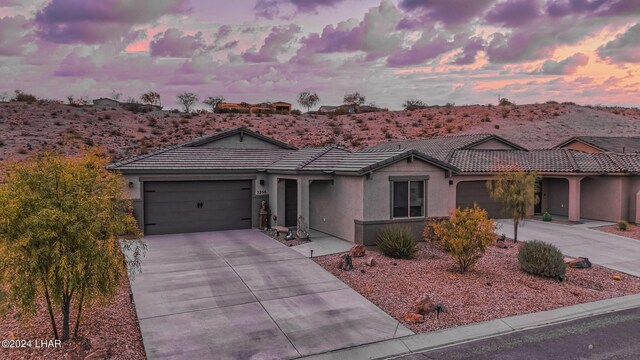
[562,148,579,172]
[296,146,342,170]
[604,152,626,172]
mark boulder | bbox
[349,244,366,257]
[365,257,376,267]
[412,294,437,315]
[497,241,508,249]
[567,257,592,269]
[403,312,424,324]
[612,275,622,281]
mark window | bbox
[392,180,424,218]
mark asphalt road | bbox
[396,306,640,360]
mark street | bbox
[396,306,640,360]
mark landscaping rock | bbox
[497,241,508,249]
[567,257,592,269]
[412,294,437,315]
[613,275,622,281]
[349,244,366,257]
[365,257,376,267]
[403,312,424,324]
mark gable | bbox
[196,133,286,150]
[561,140,603,153]
[467,138,520,150]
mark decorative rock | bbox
[497,241,508,249]
[84,350,109,360]
[612,275,622,281]
[349,244,366,257]
[411,294,437,315]
[403,311,424,324]
[567,257,592,269]
[365,257,376,267]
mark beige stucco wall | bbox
[580,176,626,221]
[309,177,364,242]
[363,159,449,220]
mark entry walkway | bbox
[292,229,354,258]
[495,219,640,277]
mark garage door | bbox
[143,180,252,235]
[456,181,503,218]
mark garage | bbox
[456,181,504,218]
[143,180,252,235]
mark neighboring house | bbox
[215,101,291,113]
[93,98,121,107]
[318,104,387,114]
[108,127,640,245]
[556,136,640,153]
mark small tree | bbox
[177,92,198,113]
[487,171,539,242]
[0,150,145,341]
[499,97,514,106]
[140,91,161,106]
[110,91,122,100]
[403,99,426,110]
[343,91,365,106]
[203,96,225,112]
[430,205,496,273]
[66,95,76,105]
[297,91,320,112]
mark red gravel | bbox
[0,274,145,360]
[597,225,640,240]
[313,242,640,333]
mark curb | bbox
[297,293,640,360]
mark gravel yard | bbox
[0,274,145,360]
[314,242,640,333]
[597,225,640,240]
[264,229,311,247]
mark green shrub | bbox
[542,212,552,221]
[617,220,629,231]
[376,225,418,259]
[518,240,566,280]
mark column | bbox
[297,178,310,231]
[567,177,582,222]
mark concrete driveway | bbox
[496,219,640,277]
[130,230,411,359]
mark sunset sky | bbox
[0,0,638,109]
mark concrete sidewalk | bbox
[299,293,640,360]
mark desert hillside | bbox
[1,101,639,175]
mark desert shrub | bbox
[518,240,566,280]
[499,97,514,106]
[431,205,495,273]
[617,220,629,231]
[376,225,418,259]
[542,212,552,221]
[12,90,37,103]
[291,109,302,116]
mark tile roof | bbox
[108,127,640,175]
[557,136,640,153]
[362,133,524,162]
[450,149,632,173]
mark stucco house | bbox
[556,136,640,154]
[93,98,121,108]
[108,127,640,245]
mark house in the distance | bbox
[318,104,387,115]
[215,101,291,114]
[108,127,640,244]
[556,136,640,153]
[92,98,121,108]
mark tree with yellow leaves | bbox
[0,150,144,341]
[487,171,540,242]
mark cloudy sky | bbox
[0,0,638,110]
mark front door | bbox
[284,179,298,227]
